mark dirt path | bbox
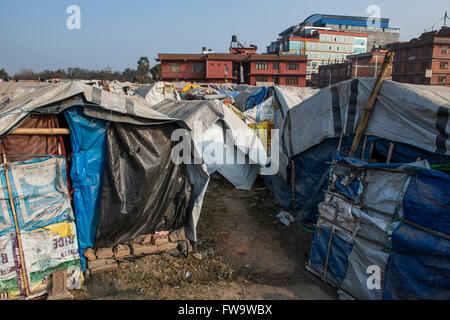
[75,176,337,300]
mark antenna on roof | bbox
[445,11,448,27]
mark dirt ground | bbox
[73,175,337,300]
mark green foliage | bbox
[136,57,151,84]
[0,68,9,79]
[151,63,162,81]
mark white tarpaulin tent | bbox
[282,78,450,158]
[151,99,269,190]
[134,81,181,106]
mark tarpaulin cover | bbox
[151,99,268,191]
[0,114,61,163]
[64,107,107,270]
[266,135,450,229]
[0,156,81,299]
[0,156,73,237]
[218,91,241,99]
[307,155,450,300]
[282,79,450,158]
[95,122,192,248]
[384,169,450,300]
[244,87,268,111]
[133,81,180,106]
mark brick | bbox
[90,263,118,275]
[47,270,73,300]
[130,243,158,256]
[132,234,152,245]
[169,228,186,243]
[113,244,131,259]
[83,248,96,262]
[152,234,168,246]
[156,242,179,253]
[96,247,114,259]
[88,258,117,270]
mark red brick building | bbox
[156,52,307,87]
[391,27,450,86]
[317,62,351,88]
[317,48,391,88]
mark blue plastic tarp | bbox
[64,107,107,271]
[309,227,354,284]
[245,87,268,111]
[384,169,450,300]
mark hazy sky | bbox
[0,0,448,74]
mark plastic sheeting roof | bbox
[0,81,175,138]
[282,78,450,158]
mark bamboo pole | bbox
[2,150,31,297]
[349,51,395,157]
[323,190,450,242]
[386,142,395,163]
[9,128,70,135]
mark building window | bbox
[442,46,449,54]
[168,63,180,73]
[440,62,448,69]
[438,76,446,83]
[273,62,280,70]
[255,76,268,82]
[407,63,415,72]
[192,63,205,73]
[273,76,280,84]
[285,77,299,85]
[255,62,268,70]
[287,63,299,70]
[312,62,317,68]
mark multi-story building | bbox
[300,14,400,50]
[317,48,392,88]
[269,30,368,83]
[267,13,399,85]
[157,51,307,87]
[392,27,450,86]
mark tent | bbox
[307,152,450,300]
[264,78,450,230]
[151,99,268,191]
[133,81,181,105]
[0,81,209,299]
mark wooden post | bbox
[2,150,31,297]
[386,142,394,163]
[349,51,395,157]
[361,136,367,160]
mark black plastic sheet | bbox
[95,122,192,248]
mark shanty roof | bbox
[282,78,450,158]
[0,81,177,138]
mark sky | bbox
[0,0,449,74]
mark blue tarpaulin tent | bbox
[64,107,107,270]
[306,153,450,300]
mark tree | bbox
[136,57,151,84]
[14,68,36,80]
[0,68,9,79]
[151,63,162,82]
[122,68,138,82]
